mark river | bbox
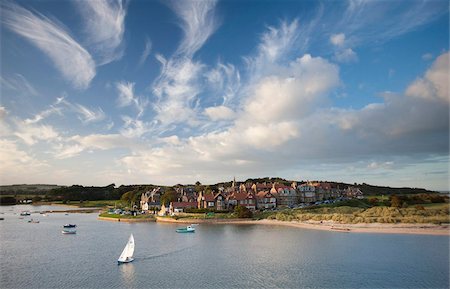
[0,205,448,288]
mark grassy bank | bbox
[98,212,156,221]
[167,212,238,220]
[265,204,449,224]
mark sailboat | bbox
[118,234,135,265]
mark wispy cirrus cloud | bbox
[116,81,148,117]
[75,0,128,65]
[138,37,152,67]
[24,96,105,125]
[1,1,95,89]
[169,0,219,57]
[334,0,447,48]
[151,0,219,127]
[0,73,38,96]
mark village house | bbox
[227,191,256,210]
[346,187,364,199]
[270,183,298,207]
[157,203,169,216]
[298,182,317,203]
[197,191,226,211]
[256,190,277,210]
[316,182,332,201]
[175,186,198,203]
[169,201,197,215]
[140,187,161,212]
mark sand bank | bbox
[156,217,450,236]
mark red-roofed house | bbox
[197,192,225,210]
[227,191,256,210]
[256,191,277,209]
[169,202,197,215]
[270,184,298,207]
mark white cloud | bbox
[138,37,152,67]
[205,62,241,105]
[258,20,299,63]
[120,116,152,138]
[151,0,220,127]
[0,139,48,183]
[422,53,433,61]
[24,105,62,124]
[242,54,340,123]
[367,161,394,170]
[153,56,204,126]
[204,106,235,121]
[334,48,358,63]
[116,81,147,116]
[75,0,127,65]
[72,104,106,123]
[53,133,138,159]
[330,33,345,47]
[0,74,38,96]
[406,52,448,103]
[23,96,106,125]
[13,120,59,146]
[168,0,219,57]
[2,2,95,89]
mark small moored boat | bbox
[176,225,195,233]
[20,211,31,216]
[62,224,77,234]
[28,219,39,223]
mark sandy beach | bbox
[156,217,450,236]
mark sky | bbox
[0,0,448,190]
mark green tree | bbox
[160,187,177,206]
[234,205,253,218]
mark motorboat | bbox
[176,225,195,233]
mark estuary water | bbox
[0,205,449,289]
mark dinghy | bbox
[118,234,135,265]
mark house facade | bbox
[140,187,161,211]
[271,184,298,207]
[256,191,277,209]
[169,202,197,215]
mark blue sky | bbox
[0,0,448,190]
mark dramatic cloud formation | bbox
[75,0,127,65]
[1,1,95,89]
[0,0,447,189]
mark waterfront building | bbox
[256,191,277,209]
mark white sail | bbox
[118,234,135,262]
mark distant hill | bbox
[0,184,63,195]
[0,179,439,200]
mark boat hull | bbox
[118,258,134,265]
[176,228,195,233]
[62,230,76,234]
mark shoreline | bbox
[98,216,156,223]
[155,217,450,236]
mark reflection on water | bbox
[119,263,135,286]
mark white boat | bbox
[62,224,77,234]
[118,234,135,265]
